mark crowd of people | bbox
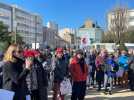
[0,44,134,100]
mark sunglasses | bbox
[13,50,22,54]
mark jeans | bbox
[53,82,64,100]
[71,81,86,100]
[104,73,113,91]
[31,90,40,100]
[96,70,104,90]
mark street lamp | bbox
[35,16,37,50]
[14,21,17,44]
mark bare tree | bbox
[109,6,128,44]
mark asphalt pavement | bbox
[48,86,134,100]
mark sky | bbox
[1,0,134,29]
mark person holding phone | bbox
[25,50,48,100]
[2,44,32,100]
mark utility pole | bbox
[15,22,18,44]
[74,29,77,49]
[35,16,37,50]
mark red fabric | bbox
[23,50,35,58]
[33,50,40,56]
[56,48,63,54]
[69,57,88,82]
[95,55,104,68]
[23,50,40,58]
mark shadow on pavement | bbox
[86,96,134,100]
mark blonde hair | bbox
[3,44,18,62]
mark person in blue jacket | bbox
[118,50,129,88]
[103,54,118,95]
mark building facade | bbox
[108,9,134,31]
[0,3,12,32]
[47,21,58,32]
[0,2,43,46]
[77,20,103,48]
[43,26,56,48]
[43,26,69,49]
[59,28,75,47]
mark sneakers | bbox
[103,89,112,95]
[109,91,112,95]
[103,89,108,95]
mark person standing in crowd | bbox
[70,49,88,100]
[53,48,68,100]
[103,54,119,95]
[88,49,96,87]
[63,49,71,66]
[26,50,48,100]
[95,50,107,91]
[113,50,121,86]
[118,50,129,88]
[128,49,134,91]
[2,44,32,100]
[0,52,4,89]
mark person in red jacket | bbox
[69,49,88,100]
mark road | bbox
[48,87,134,100]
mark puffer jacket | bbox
[118,55,129,71]
[69,57,88,82]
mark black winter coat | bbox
[2,59,30,100]
[26,59,48,100]
[128,56,134,79]
[54,57,68,83]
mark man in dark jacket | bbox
[53,48,68,100]
[88,49,96,86]
[128,50,134,91]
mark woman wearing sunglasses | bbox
[2,44,32,100]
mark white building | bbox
[77,20,103,48]
[108,9,134,31]
[43,27,69,48]
[0,3,12,32]
[59,28,75,38]
[43,26,56,48]
[58,28,75,47]
[47,21,58,32]
[128,9,134,29]
[0,2,43,45]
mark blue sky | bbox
[1,0,134,29]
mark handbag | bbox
[60,78,72,95]
[0,89,15,100]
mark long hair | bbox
[3,44,18,62]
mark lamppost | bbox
[14,21,17,44]
[35,16,37,50]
